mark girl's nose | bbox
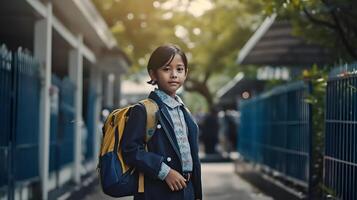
[170,71,177,79]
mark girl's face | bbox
[149,54,187,97]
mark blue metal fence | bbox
[324,63,357,200]
[0,45,41,190]
[49,75,75,170]
[59,77,75,165]
[49,75,61,172]
[13,48,41,181]
[1,43,97,198]
[239,81,311,187]
[85,86,97,161]
[0,45,12,189]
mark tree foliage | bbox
[262,0,357,61]
[92,0,177,70]
[93,0,263,109]
[303,65,328,199]
[181,0,263,108]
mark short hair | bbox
[147,44,188,85]
[147,44,188,72]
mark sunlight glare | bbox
[162,12,173,20]
[187,42,195,49]
[138,58,146,66]
[127,13,134,20]
[140,22,147,28]
[193,28,201,35]
[125,45,134,54]
[175,25,189,39]
[153,1,161,8]
[188,0,213,17]
[161,0,179,10]
[160,0,213,17]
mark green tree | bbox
[93,0,263,109]
[92,0,178,71]
[180,0,263,108]
[302,65,328,199]
[262,0,357,61]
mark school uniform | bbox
[122,90,202,200]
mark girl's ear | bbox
[149,69,157,81]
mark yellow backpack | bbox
[98,99,158,197]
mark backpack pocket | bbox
[99,151,138,197]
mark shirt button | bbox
[157,124,161,129]
[167,157,172,162]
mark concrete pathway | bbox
[82,163,273,200]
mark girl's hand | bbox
[164,169,187,191]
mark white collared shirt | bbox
[155,89,193,180]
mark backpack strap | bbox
[138,98,159,193]
[140,98,159,143]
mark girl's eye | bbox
[177,67,184,72]
[162,67,170,71]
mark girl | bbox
[122,44,202,200]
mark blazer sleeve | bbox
[192,129,202,199]
[121,104,164,179]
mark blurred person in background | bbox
[224,110,239,153]
[201,107,219,154]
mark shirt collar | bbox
[154,89,184,109]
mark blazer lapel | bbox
[149,92,182,160]
[160,106,175,130]
[148,91,175,130]
[158,112,182,161]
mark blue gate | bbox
[85,86,97,161]
[49,75,61,173]
[0,45,12,190]
[49,76,76,169]
[13,48,41,181]
[239,81,311,187]
[0,45,41,195]
[59,77,76,166]
[324,63,357,200]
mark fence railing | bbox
[85,86,97,161]
[324,63,357,200]
[50,75,76,172]
[0,45,12,189]
[239,81,311,187]
[13,48,41,182]
[1,43,99,198]
[0,45,41,189]
[239,63,357,199]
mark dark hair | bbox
[147,44,188,84]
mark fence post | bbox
[6,47,15,200]
[307,81,313,200]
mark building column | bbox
[34,3,52,200]
[90,67,103,162]
[113,74,121,108]
[68,36,83,184]
[103,72,115,109]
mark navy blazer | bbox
[122,91,202,200]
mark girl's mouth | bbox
[168,81,179,84]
